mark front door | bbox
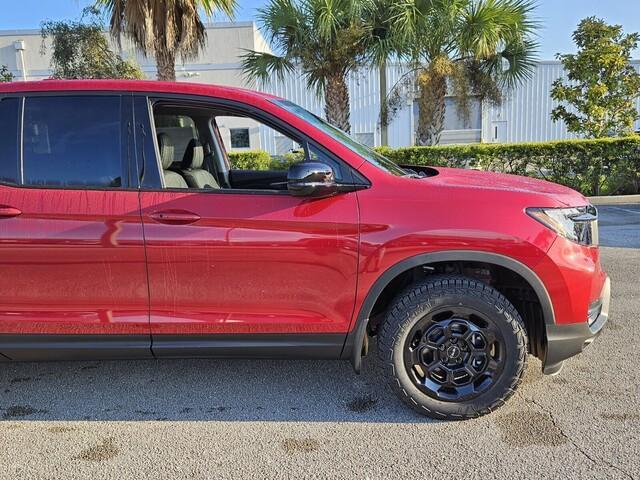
[0,94,150,360]
[134,97,360,357]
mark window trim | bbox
[137,94,369,195]
[18,97,24,185]
[0,91,135,192]
[0,96,22,188]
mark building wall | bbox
[0,23,275,153]
[259,61,640,148]
[2,22,638,149]
[0,22,268,85]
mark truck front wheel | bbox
[378,276,528,419]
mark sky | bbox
[0,0,638,59]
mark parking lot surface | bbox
[0,210,638,479]
[598,204,640,248]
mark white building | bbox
[2,22,639,152]
[0,22,271,150]
[261,61,640,149]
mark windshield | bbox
[273,99,408,176]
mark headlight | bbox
[526,205,598,246]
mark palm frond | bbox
[199,0,236,18]
[497,37,539,88]
[95,0,238,59]
[240,49,296,82]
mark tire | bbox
[378,275,528,420]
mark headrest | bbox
[157,133,175,170]
[182,138,205,170]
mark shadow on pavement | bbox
[0,348,436,423]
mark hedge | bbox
[228,150,303,171]
[229,137,640,196]
[376,137,640,196]
[228,150,272,170]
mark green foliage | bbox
[243,0,378,88]
[230,138,640,196]
[41,7,144,80]
[228,150,305,171]
[96,0,237,81]
[376,137,640,196]
[241,0,397,132]
[551,17,640,138]
[0,65,13,82]
[228,150,273,170]
[383,0,539,145]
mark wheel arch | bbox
[341,250,555,372]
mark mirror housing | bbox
[287,162,339,198]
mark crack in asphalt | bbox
[522,394,635,480]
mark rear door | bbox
[0,94,151,360]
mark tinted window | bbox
[0,98,20,185]
[23,96,123,188]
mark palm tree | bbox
[96,0,236,81]
[241,0,394,134]
[388,0,539,145]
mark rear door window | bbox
[0,98,20,185]
[23,96,124,188]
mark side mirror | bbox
[287,162,339,198]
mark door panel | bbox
[139,191,359,337]
[0,94,150,342]
[0,186,149,336]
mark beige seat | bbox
[181,139,220,189]
[157,133,188,189]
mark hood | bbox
[426,167,587,207]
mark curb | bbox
[588,195,640,206]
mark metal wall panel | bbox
[259,61,640,148]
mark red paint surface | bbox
[0,186,149,334]
[0,80,607,338]
[139,191,359,334]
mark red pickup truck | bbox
[0,80,610,419]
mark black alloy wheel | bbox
[378,276,528,420]
[403,309,505,402]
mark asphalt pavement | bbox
[598,204,640,248]
[0,209,638,479]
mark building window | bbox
[230,128,250,148]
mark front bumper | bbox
[542,276,611,375]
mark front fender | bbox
[341,250,556,373]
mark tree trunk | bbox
[156,48,176,82]
[379,60,388,146]
[324,72,351,133]
[415,71,447,146]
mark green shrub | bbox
[228,137,640,196]
[376,137,640,196]
[228,150,272,170]
[228,150,304,171]
[270,152,304,170]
